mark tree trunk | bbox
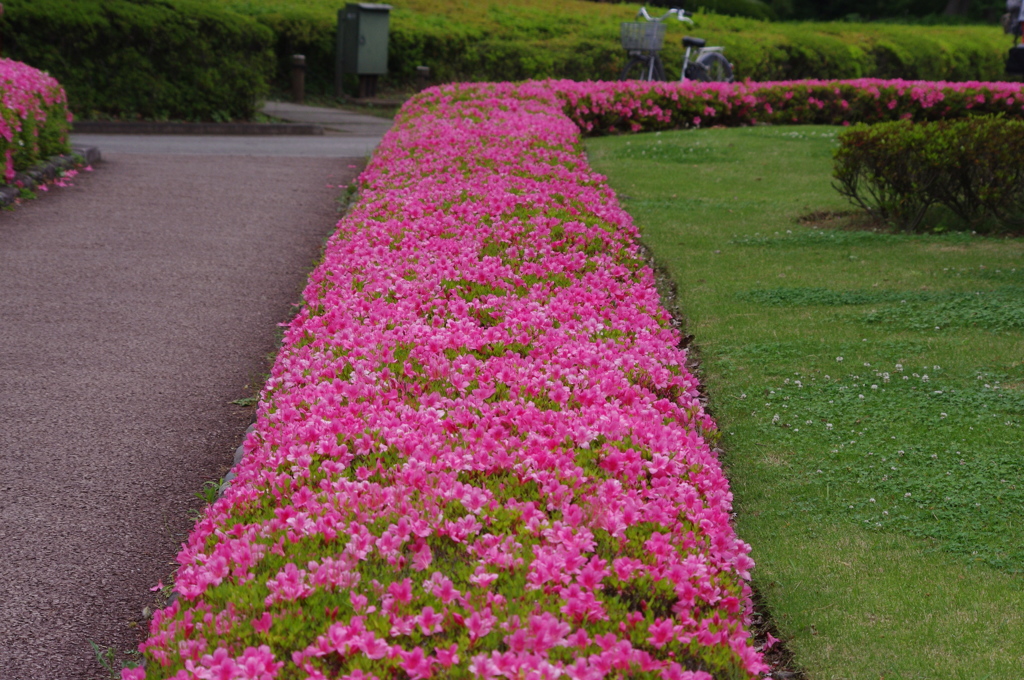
[943,0,971,16]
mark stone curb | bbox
[72,121,324,136]
[0,146,101,208]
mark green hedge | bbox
[833,116,1024,233]
[5,0,1011,116]
[0,0,275,121]
[208,0,1010,97]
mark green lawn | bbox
[586,127,1024,679]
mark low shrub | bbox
[129,81,765,680]
[833,116,1024,232]
[0,58,71,184]
[0,0,275,121]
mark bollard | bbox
[291,54,306,104]
[416,65,430,92]
[358,74,378,99]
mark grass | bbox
[585,126,1024,679]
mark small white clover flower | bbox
[940,413,948,418]
[836,356,844,362]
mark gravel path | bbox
[0,153,361,679]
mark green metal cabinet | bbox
[336,3,391,79]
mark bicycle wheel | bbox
[696,51,734,83]
[620,54,666,81]
[683,61,709,82]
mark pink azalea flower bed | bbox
[555,78,1024,134]
[0,57,71,183]
[131,80,766,680]
[133,77,1024,680]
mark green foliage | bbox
[205,0,1010,97]
[834,117,1024,232]
[1,0,275,121]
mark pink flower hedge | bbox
[132,80,767,680]
[555,78,1024,134]
[134,77,1024,680]
[0,58,71,183]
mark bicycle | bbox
[619,7,734,83]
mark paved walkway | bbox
[2,105,390,679]
[71,102,394,157]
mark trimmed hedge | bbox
[554,79,1024,134]
[0,58,71,184]
[130,79,766,680]
[208,0,1010,96]
[0,0,275,121]
[833,116,1024,232]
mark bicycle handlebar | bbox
[635,6,694,23]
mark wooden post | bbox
[416,65,430,92]
[291,54,306,104]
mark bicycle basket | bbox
[620,22,666,51]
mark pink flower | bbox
[435,644,460,667]
[252,612,273,634]
[416,606,444,635]
[399,647,433,679]
[647,618,676,648]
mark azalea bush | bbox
[0,57,70,185]
[130,81,766,680]
[555,79,1024,134]
[130,76,1024,679]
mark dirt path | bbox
[0,154,360,679]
